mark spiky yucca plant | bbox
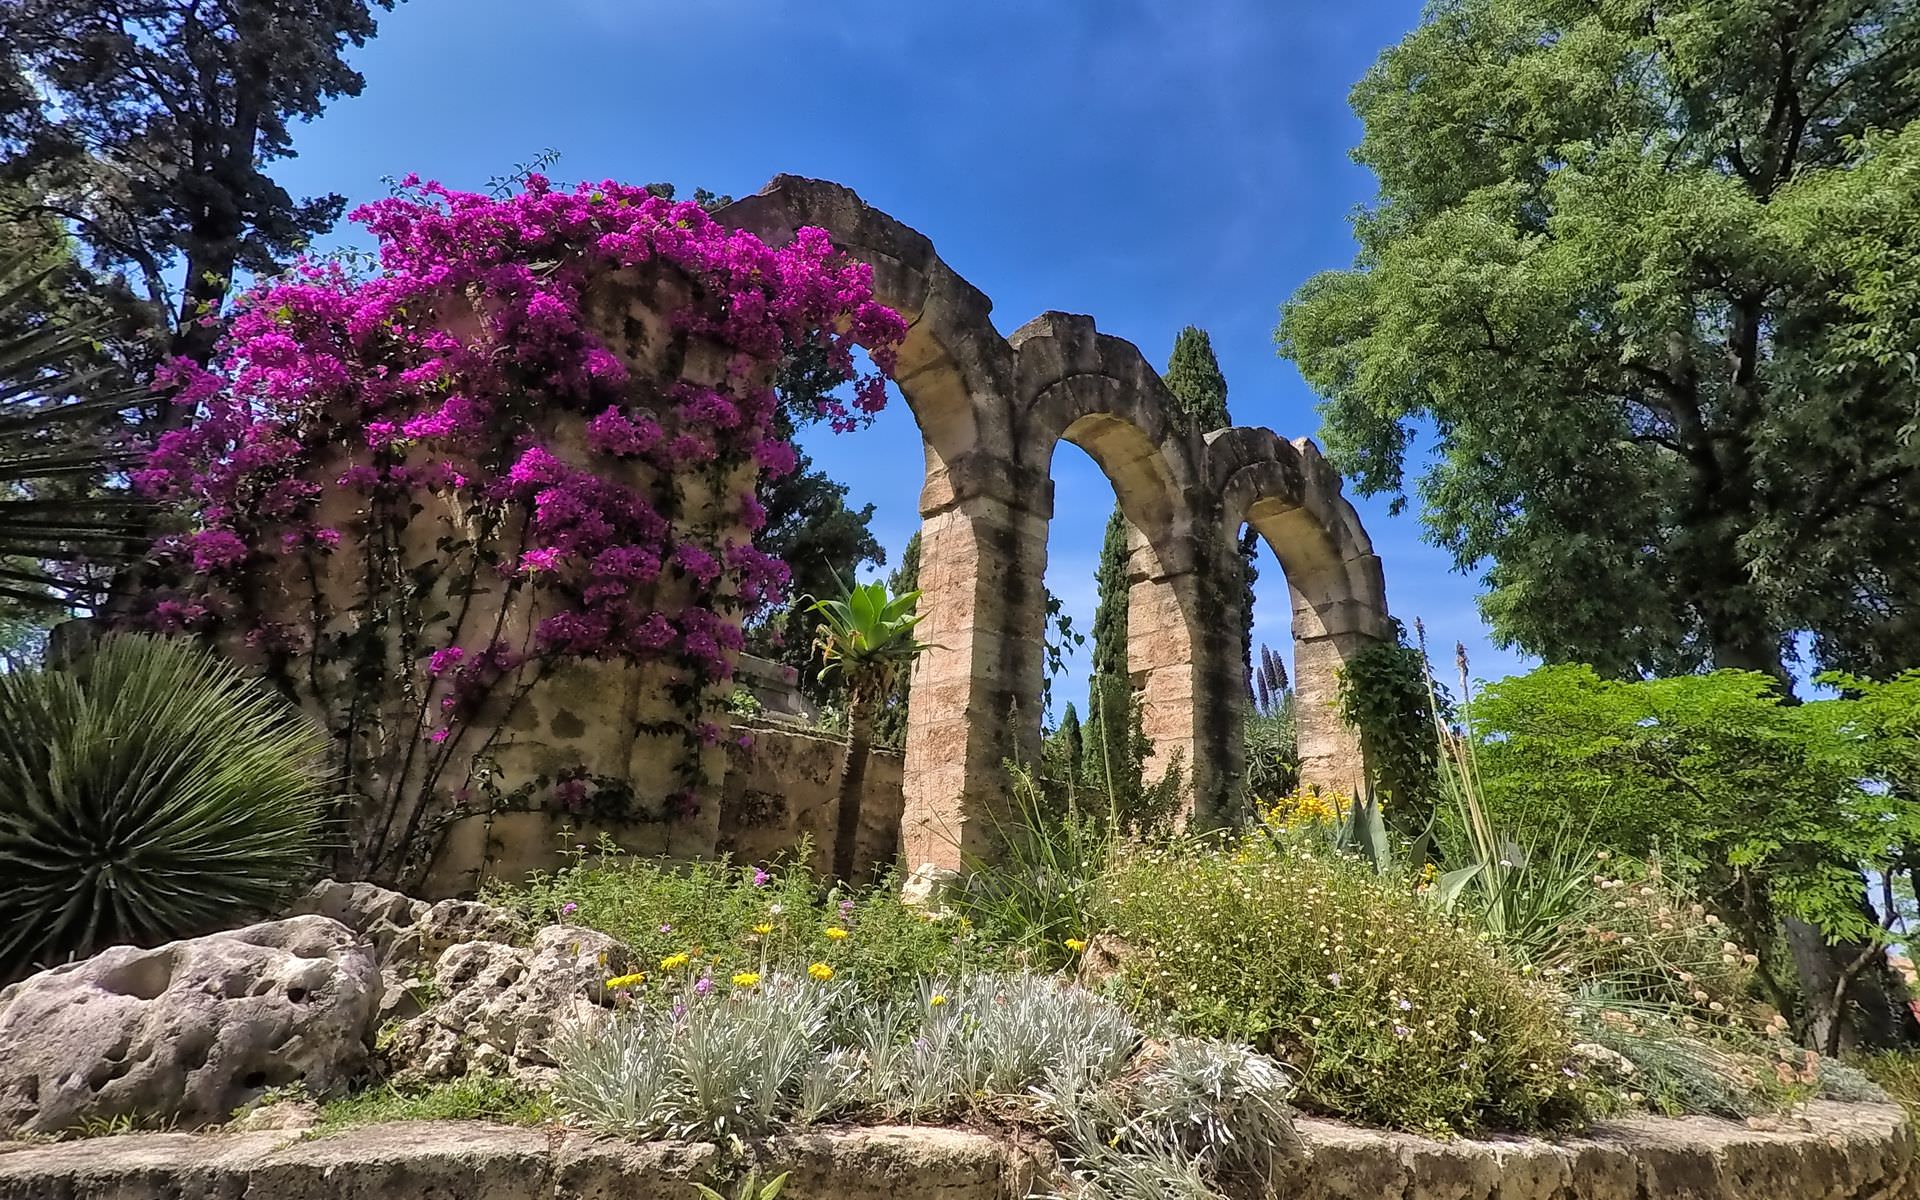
[0,635,329,981]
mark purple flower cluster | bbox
[130,175,906,739]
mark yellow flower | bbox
[752,923,774,936]
[1064,938,1087,953]
[808,962,834,981]
[660,952,691,971]
[929,993,948,1007]
[604,972,646,989]
[732,971,761,988]
[824,927,850,941]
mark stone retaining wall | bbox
[2,1101,1913,1200]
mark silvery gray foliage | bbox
[1130,1038,1302,1183]
[1033,1037,1300,1200]
[858,974,1140,1118]
[551,972,1142,1137]
[552,972,1299,1199]
[1039,1083,1218,1200]
[551,973,852,1140]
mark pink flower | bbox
[187,529,250,573]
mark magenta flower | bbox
[128,174,905,710]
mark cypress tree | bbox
[1081,507,1133,790]
[1160,327,1259,681]
[1162,326,1231,432]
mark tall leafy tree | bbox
[808,580,931,881]
[1162,326,1261,680]
[0,0,405,373]
[0,243,149,627]
[1279,0,1920,683]
[1163,326,1232,431]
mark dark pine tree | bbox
[0,0,407,379]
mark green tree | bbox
[1162,325,1231,431]
[1081,506,1135,794]
[1048,701,1085,786]
[808,580,933,881]
[1278,0,1920,682]
[0,249,149,622]
[1161,326,1261,679]
[1470,664,1920,1051]
[0,0,406,372]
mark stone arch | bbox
[717,176,1390,874]
[721,178,1041,871]
[1209,428,1390,793]
[1007,313,1236,825]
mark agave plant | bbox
[807,578,934,879]
[0,635,330,981]
[0,252,152,621]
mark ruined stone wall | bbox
[421,720,903,898]
[719,177,1393,875]
[716,721,904,879]
[402,174,1392,890]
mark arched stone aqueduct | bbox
[721,177,1393,873]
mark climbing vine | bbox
[1333,618,1442,835]
[132,175,905,883]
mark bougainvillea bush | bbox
[133,176,905,883]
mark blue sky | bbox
[271,0,1534,712]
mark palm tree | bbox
[808,579,933,880]
[0,252,151,627]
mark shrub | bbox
[1097,838,1585,1133]
[1572,1003,1813,1119]
[1548,858,1768,1026]
[0,634,329,981]
[1467,664,1915,948]
[551,971,1142,1137]
[952,765,1119,966]
[494,842,995,1001]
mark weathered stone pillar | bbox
[1288,554,1391,796]
[898,456,1050,874]
[1128,523,1242,828]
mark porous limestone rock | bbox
[900,862,958,908]
[290,880,429,963]
[0,916,380,1136]
[382,924,632,1085]
[291,881,526,1023]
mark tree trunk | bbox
[1785,900,1920,1055]
[832,690,880,882]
